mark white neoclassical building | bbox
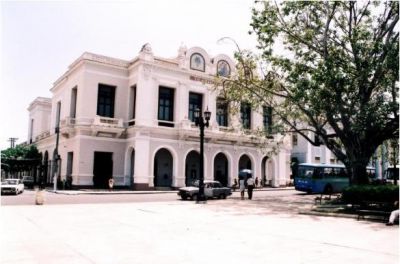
[28,44,292,190]
[291,132,340,165]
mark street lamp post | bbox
[194,107,211,203]
[53,125,60,192]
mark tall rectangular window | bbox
[55,101,61,132]
[158,86,175,127]
[129,85,136,126]
[263,106,273,133]
[292,134,298,146]
[97,84,115,118]
[70,87,77,118]
[216,98,228,127]
[30,119,34,143]
[67,152,74,177]
[189,92,202,122]
[240,102,251,129]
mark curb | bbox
[49,187,295,195]
[299,210,358,219]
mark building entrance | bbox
[214,153,228,186]
[154,148,173,188]
[93,152,113,188]
[185,151,200,186]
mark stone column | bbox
[133,133,152,190]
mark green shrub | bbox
[341,185,399,204]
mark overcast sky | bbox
[0,0,258,150]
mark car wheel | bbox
[191,194,198,201]
[221,193,227,199]
[181,195,187,200]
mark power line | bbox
[8,137,18,148]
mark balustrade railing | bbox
[93,116,123,127]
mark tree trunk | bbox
[348,161,369,185]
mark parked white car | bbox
[178,180,232,200]
[1,179,25,195]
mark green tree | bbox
[218,1,398,184]
[1,145,41,173]
[1,144,40,160]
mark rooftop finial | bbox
[140,43,153,54]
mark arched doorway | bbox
[43,151,49,184]
[130,149,135,189]
[261,156,268,186]
[185,150,200,186]
[267,159,275,186]
[153,148,173,188]
[238,154,252,172]
[214,153,228,186]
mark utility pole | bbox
[8,137,18,148]
[53,103,61,192]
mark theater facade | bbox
[28,44,292,189]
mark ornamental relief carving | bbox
[142,64,153,80]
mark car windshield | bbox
[5,180,18,185]
[192,180,199,187]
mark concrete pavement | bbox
[1,197,398,264]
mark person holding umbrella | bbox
[238,170,248,200]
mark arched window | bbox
[190,53,205,72]
[217,60,230,77]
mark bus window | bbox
[323,168,335,177]
[312,168,323,179]
[299,167,314,178]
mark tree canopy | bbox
[218,1,399,184]
[1,145,41,172]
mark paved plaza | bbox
[1,192,399,264]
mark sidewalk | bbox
[51,186,295,195]
[2,199,398,264]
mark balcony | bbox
[91,116,125,137]
[58,116,125,138]
[35,130,50,141]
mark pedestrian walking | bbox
[247,176,255,200]
[239,178,245,200]
[255,177,259,188]
[238,171,247,200]
[108,177,114,191]
[232,178,238,191]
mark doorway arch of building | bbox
[261,156,269,186]
[43,151,49,184]
[185,150,204,186]
[238,153,254,171]
[151,146,178,188]
[267,157,276,186]
[124,146,135,188]
[153,148,174,188]
[213,152,229,186]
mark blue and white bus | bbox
[294,163,375,194]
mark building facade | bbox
[28,44,292,189]
[291,132,340,165]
